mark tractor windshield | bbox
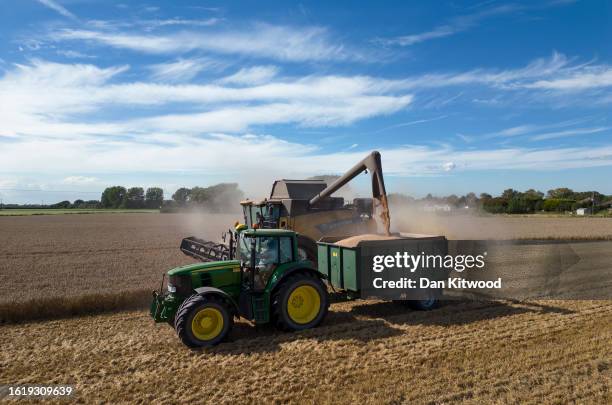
[237,233,252,264]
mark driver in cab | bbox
[254,238,278,289]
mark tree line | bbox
[163,183,244,212]
[389,187,612,214]
[1,183,244,211]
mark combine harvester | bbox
[151,152,448,347]
[180,151,391,264]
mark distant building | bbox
[576,208,590,216]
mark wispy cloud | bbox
[62,175,97,185]
[52,23,351,62]
[0,60,413,138]
[141,18,221,29]
[56,50,96,59]
[218,66,279,86]
[148,58,222,82]
[378,1,574,47]
[530,127,610,141]
[380,4,519,46]
[522,66,612,90]
[2,135,612,179]
[373,116,447,133]
[397,52,571,89]
[36,0,77,20]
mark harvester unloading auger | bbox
[180,151,391,264]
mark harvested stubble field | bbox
[2,299,610,403]
[1,213,611,403]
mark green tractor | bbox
[151,227,329,347]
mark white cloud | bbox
[52,23,350,62]
[471,118,604,140]
[62,176,98,185]
[379,2,574,47]
[442,162,456,171]
[522,67,612,90]
[148,58,219,82]
[56,50,96,59]
[218,66,279,86]
[2,135,612,179]
[36,0,77,20]
[396,52,571,89]
[131,96,412,133]
[142,18,221,29]
[0,60,413,138]
[381,4,519,46]
[530,127,610,141]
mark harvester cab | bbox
[151,228,329,347]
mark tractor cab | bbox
[241,200,284,229]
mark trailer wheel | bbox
[405,297,440,310]
[174,294,233,347]
[272,272,329,331]
[399,288,442,311]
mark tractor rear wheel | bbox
[272,272,328,331]
[174,294,233,347]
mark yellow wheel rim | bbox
[287,285,321,324]
[191,307,224,341]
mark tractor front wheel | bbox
[174,294,233,347]
[272,272,329,331]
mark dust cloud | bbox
[389,202,525,240]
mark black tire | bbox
[397,288,442,311]
[405,298,440,311]
[272,272,329,331]
[174,294,233,348]
[296,235,317,264]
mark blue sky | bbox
[0,0,611,203]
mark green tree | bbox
[482,197,508,214]
[51,200,71,209]
[172,187,192,205]
[501,188,519,199]
[523,189,544,199]
[465,192,478,207]
[125,187,145,209]
[145,187,164,209]
[101,186,127,208]
[547,188,574,199]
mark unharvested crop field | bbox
[391,209,612,240]
[0,213,238,321]
[2,299,610,403]
[1,213,611,322]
